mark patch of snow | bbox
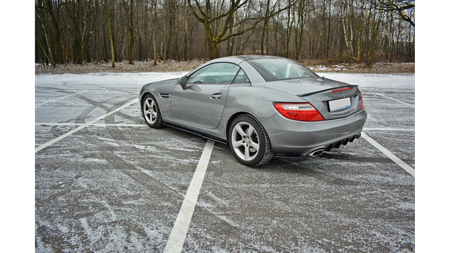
[35,72,189,86]
[35,72,414,90]
[321,73,414,89]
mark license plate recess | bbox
[329,97,351,112]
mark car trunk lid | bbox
[300,84,363,120]
[260,77,363,120]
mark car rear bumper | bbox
[261,109,367,155]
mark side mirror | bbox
[180,76,188,89]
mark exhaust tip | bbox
[307,149,324,157]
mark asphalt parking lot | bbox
[35,73,415,252]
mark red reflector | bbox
[274,103,324,121]
[332,87,354,92]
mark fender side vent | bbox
[159,93,170,99]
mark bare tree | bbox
[373,0,414,27]
[36,0,56,66]
[103,0,116,67]
[260,0,289,55]
[65,0,97,64]
[123,0,135,64]
[188,0,263,59]
[151,0,158,65]
[35,0,414,65]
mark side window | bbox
[232,69,250,84]
[188,63,240,84]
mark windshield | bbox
[248,58,317,81]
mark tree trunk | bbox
[226,13,235,56]
[208,38,219,60]
[183,0,189,61]
[104,0,115,67]
[260,0,270,55]
[285,0,294,58]
[367,28,378,66]
[163,7,167,62]
[152,0,158,65]
[44,0,63,63]
[36,0,56,66]
[173,0,179,60]
[128,0,134,64]
[294,0,305,60]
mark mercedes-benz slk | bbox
[139,55,367,166]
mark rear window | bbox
[248,58,317,81]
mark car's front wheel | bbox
[142,94,164,128]
[229,115,274,167]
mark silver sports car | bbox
[139,55,367,166]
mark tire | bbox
[142,94,164,128]
[229,115,274,167]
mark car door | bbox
[171,62,240,129]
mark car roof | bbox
[199,55,285,83]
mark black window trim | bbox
[231,68,251,84]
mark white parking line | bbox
[374,93,415,108]
[363,128,415,131]
[35,98,138,153]
[361,132,415,177]
[164,140,215,253]
[35,123,147,127]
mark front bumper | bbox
[260,109,367,155]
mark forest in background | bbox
[35,0,415,68]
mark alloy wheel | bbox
[144,97,158,125]
[231,122,260,161]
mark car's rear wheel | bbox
[229,115,274,167]
[142,94,164,128]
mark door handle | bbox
[210,93,222,99]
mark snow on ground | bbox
[35,72,414,89]
[321,73,414,89]
[35,60,207,75]
[35,61,415,75]
[35,72,189,86]
[34,72,416,252]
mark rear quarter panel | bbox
[223,83,307,121]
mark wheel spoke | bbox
[235,124,246,137]
[249,141,259,152]
[233,140,244,149]
[244,146,251,160]
[246,125,255,136]
[150,101,155,110]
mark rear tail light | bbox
[274,103,325,121]
[359,94,364,110]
